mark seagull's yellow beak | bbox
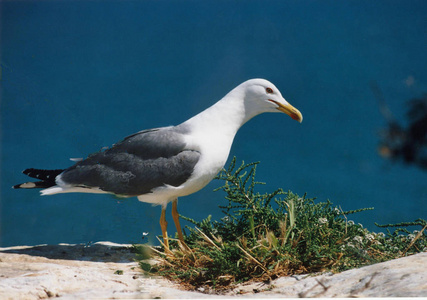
[269,100,303,123]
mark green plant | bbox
[136,158,427,291]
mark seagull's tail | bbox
[13,168,64,189]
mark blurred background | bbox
[1,0,426,247]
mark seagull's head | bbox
[240,79,303,123]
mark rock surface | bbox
[0,242,426,299]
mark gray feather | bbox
[60,127,200,196]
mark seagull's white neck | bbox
[174,89,260,191]
[179,88,259,139]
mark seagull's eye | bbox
[266,87,273,94]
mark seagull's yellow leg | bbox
[172,198,186,246]
[159,205,169,251]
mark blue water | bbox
[1,0,426,247]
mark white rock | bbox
[0,242,425,298]
[228,251,427,297]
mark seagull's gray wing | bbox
[59,127,200,196]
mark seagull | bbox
[13,78,303,250]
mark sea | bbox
[1,0,426,247]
